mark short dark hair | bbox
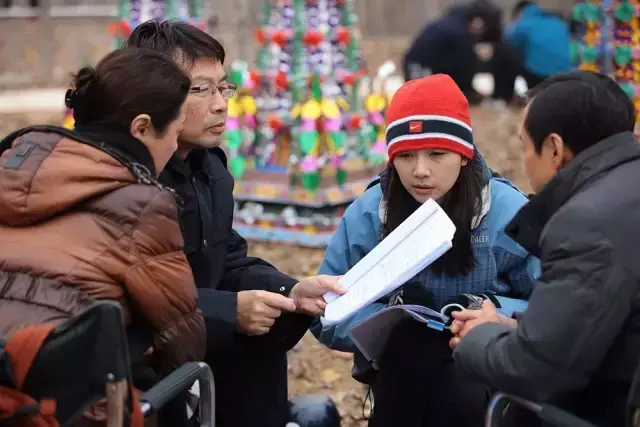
[123,19,225,68]
[70,47,190,134]
[524,70,636,155]
[464,0,503,42]
[512,1,533,18]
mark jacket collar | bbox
[165,146,228,180]
[73,124,156,176]
[505,132,640,257]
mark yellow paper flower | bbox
[336,97,350,112]
[301,99,321,120]
[579,62,600,72]
[240,96,257,115]
[326,135,335,152]
[365,94,386,113]
[291,104,301,119]
[321,100,340,119]
[227,96,242,118]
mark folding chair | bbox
[484,393,598,427]
[3,301,214,427]
[485,357,640,427]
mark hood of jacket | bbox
[0,127,144,227]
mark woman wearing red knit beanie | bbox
[310,74,541,426]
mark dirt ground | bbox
[1,103,528,427]
[247,105,530,427]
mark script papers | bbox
[321,198,456,327]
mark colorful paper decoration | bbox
[572,0,640,134]
[224,0,385,192]
[108,0,206,50]
[66,0,206,129]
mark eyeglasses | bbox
[189,82,237,100]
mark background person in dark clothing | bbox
[402,1,522,105]
[402,5,486,104]
[124,20,345,427]
[450,70,640,427]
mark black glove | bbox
[388,280,434,307]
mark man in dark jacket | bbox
[450,70,640,426]
[403,1,518,104]
[403,5,483,102]
[124,21,345,427]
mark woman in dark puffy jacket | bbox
[0,47,205,375]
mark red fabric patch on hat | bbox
[408,121,422,133]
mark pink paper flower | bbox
[330,154,342,168]
[300,155,319,172]
[243,77,255,90]
[323,117,342,132]
[372,139,387,154]
[226,117,240,130]
[300,118,317,132]
[369,111,384,126]
[243,114,256,128]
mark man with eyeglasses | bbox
[124,20,345,427]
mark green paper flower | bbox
[229,156,246,178]
[570,41,581,63]
[302,172,321,191]
[581,45,599,63]
[584,2,601,23]
[615,45,633,66]
[225,129,243,151]
[229,70,243,88]
[367,126,378,142]
[311,74,322,101]
[370,154,385,166]
[620,82,636,99]
[299,130,319,155]
[336,168,348,186]
[331,131,345,149]
[572,3,584,21]
[615,2,635,22]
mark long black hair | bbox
[381,154,485,277]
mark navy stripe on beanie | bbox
[386,117,474,147]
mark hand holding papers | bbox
[321,198,456,327]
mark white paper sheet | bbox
[321,198,455,326]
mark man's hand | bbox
[236,290,297,336]
[289,275,347,316]
[448,300,517,349]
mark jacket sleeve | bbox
[123,190,206,372]
[490,228,541,313]
[196,287,237,356]
[220,228,311,352]
[310,192,386,352]
[453,212,634,401]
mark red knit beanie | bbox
[385,74,474,163]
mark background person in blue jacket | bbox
[310,74,540,427]
[504,1,573,89]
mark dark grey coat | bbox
[453,132,640,425]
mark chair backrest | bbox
[21,302,133,426]
[627,356,640,426]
